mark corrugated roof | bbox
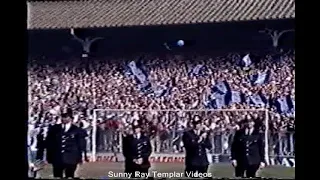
[27,0,295,30]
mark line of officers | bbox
[123,115,266,178]
[32,109,266,179]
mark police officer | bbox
[182,116,212,176]
[231,116,266,178]
[39,108,86,179]
[122,121,152,176]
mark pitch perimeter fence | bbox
[79,109,294,163]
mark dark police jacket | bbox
[43,124,85,165]
[122,134,152,169]
[231,128,265,165]
[182,130,212,167]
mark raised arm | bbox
[88,37,104,44]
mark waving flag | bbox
[276,96,290,113]
[207,81,232,108]
[251,70,270,85]
[287,96,295,110]
[128,61,151,92]
[250,94,265,107]
[212,81,229,95]
[212,93,226,109]
[231,91,242,103]
[242,54,252,67]
[281,96,295,117]
[153,85,167,97]
[190,64,205,76]
[203,94,211,108]
[128,61,148,84]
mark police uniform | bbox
[182,121,212,176]
[122,124,152,176]
[231,119,265,178]
[41,110,85,178]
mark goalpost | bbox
[90,108,270,163]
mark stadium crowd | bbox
[28,51,295,155]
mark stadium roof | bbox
[27,0,295,30]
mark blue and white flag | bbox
[123,66,133,78]
[153,85,167,97]
[212,81,229,95]
[287,96,295,110]
[250,94,265,107]
[276,96,290,113]
[242,54,252,67]
[243,95,251,105]
[290,100,295,117]
[191,64,204,76]
[128,61,151,93]
[140,82,152,93]
[251,70,270,85]
[210,81,232,106]
[291,100,295,113]
[128,61,148,84]
[286,96,295,117]
[231,91,242,104]
[212,93,226,109]
[203,94,212,108]
[255,72,268,85]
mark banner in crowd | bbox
[242,54,252,67]
[189,64,205,76]
[251,70,270,85]
[128,61,151,92]
[85,153,295,167]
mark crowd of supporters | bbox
[28,51,295,155]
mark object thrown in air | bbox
[177,40,185,47]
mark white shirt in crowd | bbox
[135,133,141,139]
[245,128,254,135]
[73,114,80,123]
[63,122,72,132]
[81,120,90,129]
[210,122,216,130]
[203,126,210,131]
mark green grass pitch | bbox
[37,162,295,179]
